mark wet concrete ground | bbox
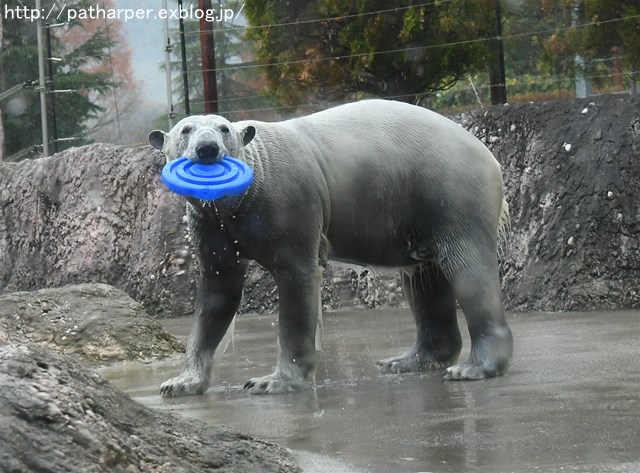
[102,309,640,473]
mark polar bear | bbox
[149,99,512,396]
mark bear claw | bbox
[443,361,502,381]
[160,375,208,397]
[244,374,308,394]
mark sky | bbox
[113,0,170,103]
[113,1,248,105]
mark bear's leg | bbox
[444,250,512,380]
[160,238,247,397]
[377,264,462,374]
[244,264,321,394]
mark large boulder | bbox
[458,94,640,310]
[0,342,301,472]
[0,283,184,365]
[0,144,196,317]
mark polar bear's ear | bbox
[148,130,167,150]
[241,126,256,146]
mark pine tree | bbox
[0,0,132,160]
[162,0,273,121]
[243,0,498,106]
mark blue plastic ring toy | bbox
[161,156,254,201]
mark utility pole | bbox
[198,0,218,114]
[162,0,175,128]
[490,0,508,105]
[36,0,49,156]
[572,0,592,98]
[45,25,59,153]
[0,13,4,160]
[178,0,191,115]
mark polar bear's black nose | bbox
[195,142,220,163]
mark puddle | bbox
[101,309,640,472]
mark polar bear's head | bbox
[149,115,256,164]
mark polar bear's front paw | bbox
[160,373,209,397]
[243,373,309,394]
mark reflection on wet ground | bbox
[102,309,640,472]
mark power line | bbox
[0,83,26,102]
[53,5,637,121]
[506,13,640,40]
[136,10,640,83]
[187,67,639,117]
[188,13,640,76]
[184,0,456,37]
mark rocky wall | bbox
[1,94,638,314]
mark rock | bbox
[1,94,639,314]
[0,144,195,318]
[0,283,185,366]
[0,342,301,473]
[239,263,405,315]
[458,94,640,311]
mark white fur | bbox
[151,99,511,396]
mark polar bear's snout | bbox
[190,130,224,164]
[195,140,221,164]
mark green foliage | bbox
[244,0,498,105]
[243,0,639,108]
[162,0,275,121]
[541,0,640,83]
[1,0,120,160]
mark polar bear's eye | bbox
[181,126,192,135]
[220,125,230,133]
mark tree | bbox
[0,0,135,160]
[244,0,499,106]
[541,0,640,91]
[162,0,274,121]
[501,0,569,97]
